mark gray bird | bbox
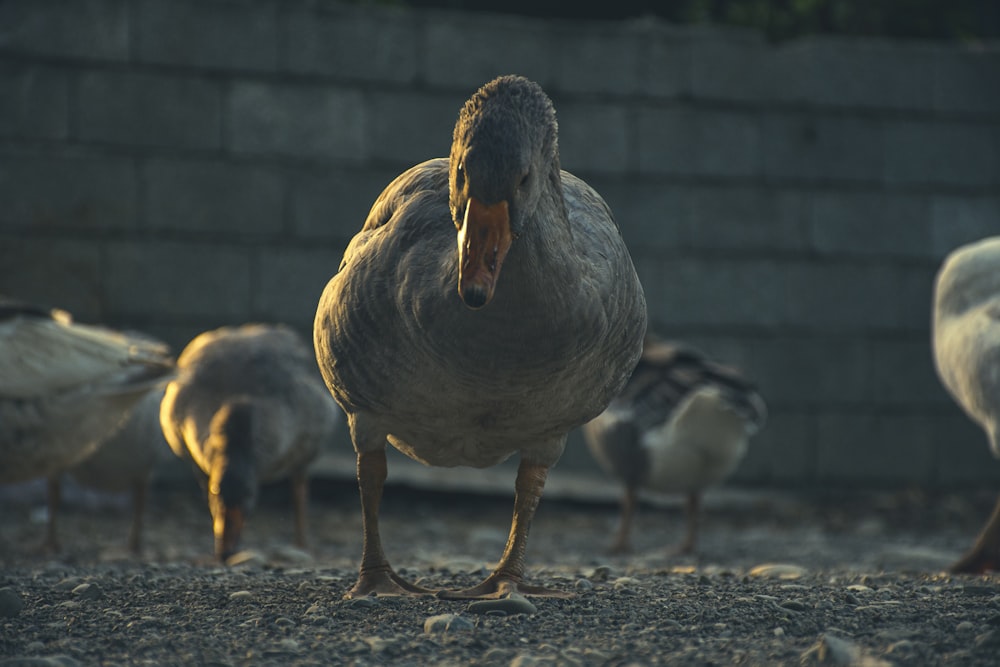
[584,336,766,555]
[314,74,647,600]
[160,323,341,562]
[933,235,1000,574]
[0,299,173,551]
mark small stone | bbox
[347,596,378,610]
[0,587,24,617]
[423,613,475,633]
[229,590,254,601]
[800,633,860,665]
[779,599,809,612]
[574,578,594,591]
[225,550,265,567]
[956,621,976,633]
[72,583,104,600]
[774,627,785,637]
[749,563,807,580]
[466,594,538,616]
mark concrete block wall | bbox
[1,0,998,490]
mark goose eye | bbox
[519,172,530,188]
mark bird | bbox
[0,297,173,492]
[159,323,341,562]
[583,336,766,556]
[314,74,647,600]
[56,384,171,554]
[932,235,1000,574]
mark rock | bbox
[347,597,378,610]
[228,590,253,601]
[72,583,104,600]
[0,588,24,617]
[225,550,265,567]
[574,578,594,591]
[748,563,807,580]
[800,633,859,665]
[423,613,475,633]
[466,594,538,616]
[0,656,81,667]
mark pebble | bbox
[466,594,537,616]
[72,583,104,600]
[748,563,807,580]
[0,657,81,667]
[800,633,859,665]
[955,620,976,633]
[347,596,378,610]
[423,613,475,633]
[225,551,265,567]
[228,590,254,601]
[0,588,24,617]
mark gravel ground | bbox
[1,476,999,666]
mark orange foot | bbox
[345,567,437,599]
[437,575,574,600]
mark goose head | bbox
[205,401,259,561]
[448,75,561,309]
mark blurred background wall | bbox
[0,0,998,491]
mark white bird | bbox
[0,299,174,551]
[314,75,647,599]
[159,323,341,562]
[584,336,766,555]
[932,235,1000,574]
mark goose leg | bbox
[674,491,700,555]
[290,469,309,549]
[43,475,62,553]
[346,448,435,598]
[950,493,1000,574]
[128,478,147,554]
[438,459,573,599]
[609,485,637,554]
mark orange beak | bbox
[457,197,513,309]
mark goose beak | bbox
[457,197,513,309]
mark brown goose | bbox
[584,336,766,555]
[933,236,1000,574]
[314,74,647,599]
[160,323,341,562]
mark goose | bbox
[53,385,171,554]
[932,235,1000,574]
[314,74,647,599]
[584,336,766,555]
[0,299,173,489]
[159,323,341,562]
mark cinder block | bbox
[253,246,345,331]
[0,0,128,60]
[227,82,366,161]
[689,186,809,252]
[422,11,552,89]
[741,336,870,407]
[0,64,68,140]
[885,120,999,187]
[142,158,285,237]
[103,240,252,321]
[933,47,1000,115]
[688,26,768,102]
[767,37,935,110]
[285,4,418,83]
[815,412,937,483]
[77,71,221,149]
[929,196,1000,257]
[0,235,103,319]
[779,261,921,332]
[596,180,691,256]
[557,101,629,174]
[732,410,817,484]
[636,106,759,177]
[551,22,641,95]
[290,167,402,242]
[366,90,463,167]
[635,257,784,329]
[808,192,933,258]
[639,20,689,98]
[868,338,953,408]
[761,112,883,184]
[134,0,278,70]
[0,153,137,232]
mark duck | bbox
[314,74,647,600]
[159,323,341,562]
[54,385,171,554]
[0,298,174,489]
[584,335,766,556]
[932,235,1000,574]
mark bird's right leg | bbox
[347,447,435,598]
[950,493,1000,574]
[609,485,637,554]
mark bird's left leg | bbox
[290,469,309,549]
[674,491,701,555]
[950,493,1000,574]
[128,477,147,554]
[42,475,62,553]
[438,458,573,599]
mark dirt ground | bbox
[1,474,999,666]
